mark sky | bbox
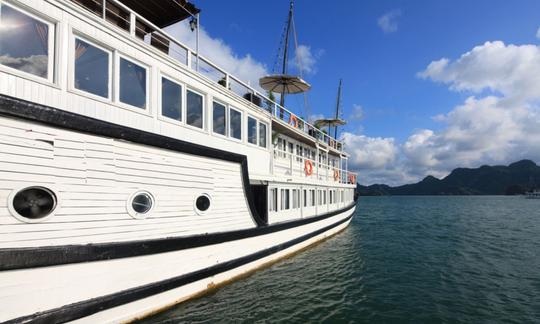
[167,0,540,185]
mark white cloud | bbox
[349,104,364,120]
[350,39,540,185]
[341,132,398,169]
[418,41,540,101]
[403,40,540,183]
[291,45,324,75]
[377,10,401,34]
[165,21,268,89]
[537,27,540,39]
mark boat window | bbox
[259,122,267,148]
[10,186,57,222]
[323,190,327,204]
[269,188,278,212]
[277,138,286,158]
[229,107,242,140]
[292,189,299,209]
[213,101,226,135]
[280,189,290,210]
[296,145,303,162]
[161,77,182,121]
[303,189,307,207]
[74,38,110,98]
[248,116,257,144]
[330,190,333,204]
[310,190,316,206]
[187,89,204,128]
[119,57,147,109]
[0,4,53,80]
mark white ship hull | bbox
[0,104,355,323]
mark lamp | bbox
[189,17,197,31]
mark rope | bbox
[271,13,290,74]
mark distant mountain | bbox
[357,160,540,196]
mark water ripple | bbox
[140,196,540,323]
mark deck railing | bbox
[68,0,345,151]
[273,150,357,184]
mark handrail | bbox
[273,149,357,184]
[68,0,344,150]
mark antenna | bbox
[334,79,342,139]
[280,0,294,107]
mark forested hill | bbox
[357,160,540,195]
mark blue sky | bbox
[171,0,540,185]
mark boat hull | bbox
[1,204,355,323]
[0,95,356,322]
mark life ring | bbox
[348,173,356,184]
[304,160,313,176]
[333,169,339,181]
[289,114,299,128]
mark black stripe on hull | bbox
[6,209,355,324]
[0,94,267,227]
[0,203,357,271]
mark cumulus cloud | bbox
[341,132,398,169]
[377,10,401,34]
[350,39,540,185]
[402,40,540,183]
[165,21,268,89]
[291,45,324,75]
[418,41,540,101]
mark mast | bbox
[334,79,342,139]
[280,0,294,107]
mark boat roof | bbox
[119,0,200,28]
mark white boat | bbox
[0,0,357,322]
[525,190,540,199]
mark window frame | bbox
[228,106,243,142]
[258,121,268,149]
[70,34,113,101]
[211,99,228,138]
[247,115,258,146]
[115,53,150,112]
[0,2,56,84]
[185,87,206,131]
[158,73,185,125]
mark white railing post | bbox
[129,12,136,36]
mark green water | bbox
[141,196,540,323]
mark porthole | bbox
[127,191,154,219]
[194,194,211,215]
[8,186,58,223]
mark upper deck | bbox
[0,0,356,186]
[68,0,346,152]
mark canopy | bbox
[119,0,200,28]
[259,75,311,94]
[314,118,346,128]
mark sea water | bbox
[140,196,540,323]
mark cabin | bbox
[0,0,356,230]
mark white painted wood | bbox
[0,206,355,323]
